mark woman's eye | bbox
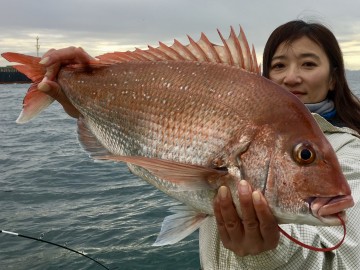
[271,63,285,70]
[303,61,317,68]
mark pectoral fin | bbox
[97,155,228,191]
[153,205,208,246]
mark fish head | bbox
[238,115,354,226]
[268,136,353,225]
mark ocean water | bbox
[1,71,360,270]
[0,85,199,269]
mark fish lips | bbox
[308,195,354,225]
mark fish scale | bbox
[59,61,244,165]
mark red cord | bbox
[277,214,346,252]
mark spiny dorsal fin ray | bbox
[96,26,260,74]
[217,28,235,65]
[172,39,198,61]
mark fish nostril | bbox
[306,197,316,205]
[305,197,316,209]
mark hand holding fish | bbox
[214,182,279,256]
[38,47,94,119]
[40,47,94,80]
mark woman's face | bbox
[268,36,335,104]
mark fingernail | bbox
[39,57,49,65]
[252,191,261,204]
[219,186,228,200]
[38,81,50,92]
[239,180,249,195]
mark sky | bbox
[1,0,360,69]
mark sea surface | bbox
[1,71,360,270]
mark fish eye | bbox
[293,142,316,165]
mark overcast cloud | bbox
[1,0,360,69]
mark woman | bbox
[37,20,360,269]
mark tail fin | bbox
[1,52,54,124]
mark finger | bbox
[38,79,80,118]
[44,63,61,81]
[238,180,262,240]
[40,49,60,80]
[39,47,78,66]
[217,186,244,243]
[238,180,257,223]
[42,48,56,59]
[76,47,95,63]
[214,188,231,244]
[252,191,280,246]
[40,47,94,67]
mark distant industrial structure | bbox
[36,36,40,57]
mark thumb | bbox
[38,78,80,119]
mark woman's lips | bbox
[290,91,305,97]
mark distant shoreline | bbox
[0,66,31,84]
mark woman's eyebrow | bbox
[271,55,286,62]
[271,53,321,62]
[298,53,321,60]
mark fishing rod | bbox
[0,229,110,270]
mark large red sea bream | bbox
[2,26,354,246]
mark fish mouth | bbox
[307,195,354,225]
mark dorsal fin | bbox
[96,26,260,74]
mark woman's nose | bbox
[283,67,302,85]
